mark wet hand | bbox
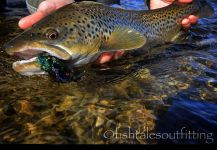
[19,0,74,29]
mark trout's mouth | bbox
[5,42,71,76]
[11,48,47,76]
[13,49,44,60]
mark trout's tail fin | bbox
[193,0,214,18]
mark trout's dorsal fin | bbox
[100,27,147,52]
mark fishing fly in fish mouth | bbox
[4,0,214,77]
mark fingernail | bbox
[182,18,190,25]
[18,18,27,29]
[189,15,198,24]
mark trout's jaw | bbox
[5,41,71,60]
[12,57,47,76]
[4,41,71,76]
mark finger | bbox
[18,0,57,29]
[183,23,191,29]
[97,52,114,64]
[38,0,56,15]
[113,51,125,60]
[165,0,176,3]
[48,0,74,9]
[18,11,45,29]
[181,18,191,29]
[182,18,190,25]
[178,0,192,3]
[188,15,198,24]
[150,0,172,10]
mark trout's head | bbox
[4,7,95,75]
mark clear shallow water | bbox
[0,0,217,144]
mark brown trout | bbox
[4,0,214,76]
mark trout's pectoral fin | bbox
[100,27,147,52]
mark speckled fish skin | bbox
[4,0,214,75]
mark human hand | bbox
[19,0,74,29]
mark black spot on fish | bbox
[90,20,95,25]
[98,22,102,28]
[88,33,92,38]
[104,19,109,23]
[108,18,112,22]
[87,24,90,28]
[103,22,108,28]
[103,35,107,40]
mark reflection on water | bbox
[0,0,217,144]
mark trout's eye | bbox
[46,29,59,40]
